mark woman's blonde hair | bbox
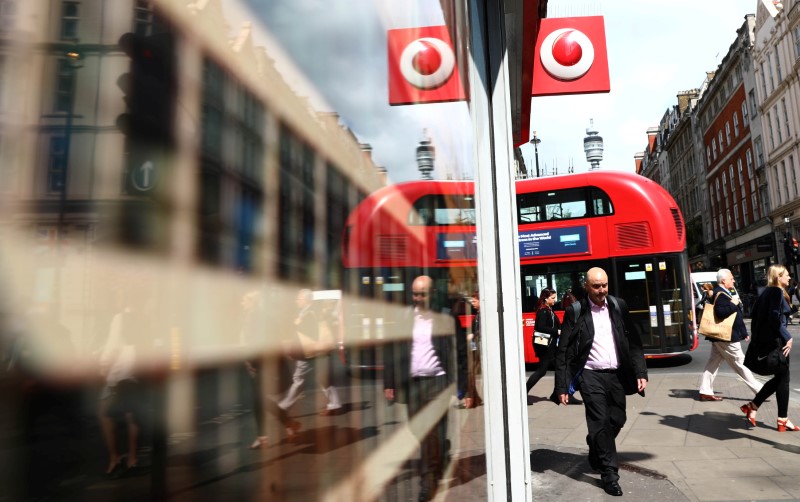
[767,264,790,302]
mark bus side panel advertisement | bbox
[518,226,589,258]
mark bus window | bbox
[409,194,475,226]
[517,186,613,224]
[590,187,614,216]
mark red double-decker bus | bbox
[342,171,697,364]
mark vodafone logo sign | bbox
[539,28,594,81]
[532,16,610,97]
[399,37,456,90]
[388,26,467,105]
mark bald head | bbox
[585,267,609,307]
[412,275,433,310]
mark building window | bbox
[783,161,790,202]
[733,202,740,230]
[725,122,731,145]
[60,1,79,40]
[718,131,724,152]
[767,53,775,93]
[742,100,755,127]
[795,26,800,59]
[733,112,739,136]
[791,155,798,199]
[133,0,153,36]
[742,196,749,226]
[776,50,783,82]
[747,149,755,191]
[55,58,75,113]
[755,138,764,168]
[774,106,782,144]
[715,178,720,202]
[767,111,775,149]
[737,158,744,188]
[0,0,17,31]
[752,193,759,220]
[706,146,711,167]
[774,165,782,205]
[712,138,717,159]
[782,98,791,138]
[728,166,734,195]
[760,62,768,97]
[47,137,67,193]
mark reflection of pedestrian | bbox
[278,289,342,416]
[98,294,148,478]
[454,290,481,408]
[525,288,559,395]
[741,265,797,431]
[239,290,300,449]
[554,267,648,497]
[697,268,762,401]
[384,276,456,501]
[561,289,576,310]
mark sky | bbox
[234,0,763,182]
[521,0,761,176]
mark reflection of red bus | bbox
[343,171,697,363]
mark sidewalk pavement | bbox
[515,372,800,501]
[63,372,800,501]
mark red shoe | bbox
[699,393,723,402]
[740,402,757,427]
[777,418,800,432]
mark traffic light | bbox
[793,237,800,264]
[117,31,176,195]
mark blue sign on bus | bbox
[518,225,589,258]
[437,233,478,260]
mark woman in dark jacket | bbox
[740,264,797,431]
[526,288,560,394]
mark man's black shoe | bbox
[603,480,623,497]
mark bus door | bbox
[612,255,690,355]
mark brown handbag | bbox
[697,292,735,342]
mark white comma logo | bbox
[540,28,595,81]
[399,37,456,90]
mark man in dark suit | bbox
[554,267,648,497]
[384,275,457,502]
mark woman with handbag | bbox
[741,265,797,431]
[526,288,560,395]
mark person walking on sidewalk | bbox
[554,267,647,497]
[384,275,457,501]
[239,290,301,449]
[278,289,342,417]
[740,265,798,431]
[525,287,560,395]
[697,268,763,401]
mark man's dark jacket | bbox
[383,307,457,404]
[711,286,748,343]
[554,295,647,396]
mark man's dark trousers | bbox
[581,369,626,484]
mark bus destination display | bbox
[518,226,589,258]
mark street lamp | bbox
[529,132,541,178]
[57,47,83,248]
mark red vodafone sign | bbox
[532,16,610,96]
[388,25,467,105]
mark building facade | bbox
[752,0,800,273]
